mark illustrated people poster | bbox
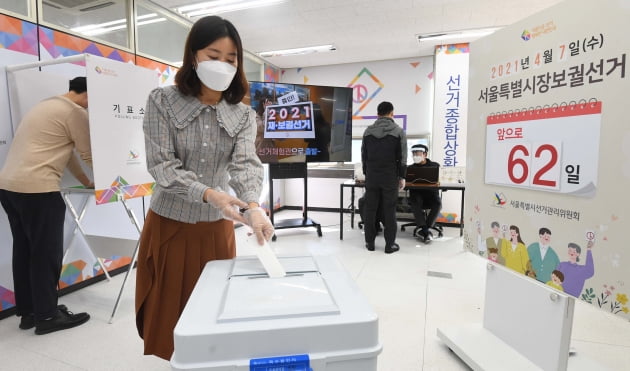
[85,54,157,204]
[465,0,630,319]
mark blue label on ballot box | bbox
[250,354,311,371]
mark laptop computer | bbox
[405,166,440,185]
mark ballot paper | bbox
[256,241,286,278]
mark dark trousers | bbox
[363,185,398,247]
[0,190,65,320]
[409,190,442,229]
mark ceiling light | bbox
[71,13,158,33]
[71,14,165,36]
[258,44,336,58]
[416,27,501,43]
[177,0,286,17]
[80,24,127,36]
[71,18,126,33]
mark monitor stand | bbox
[268,163,322,241]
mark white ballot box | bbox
[171,255,382,371]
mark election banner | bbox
[466,0,630,321]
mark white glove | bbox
[243,207,275,245]
[399,178,406,191]
[204,188,248,224]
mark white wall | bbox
[277,56,463,223]
[281,56,434,137]
[285,176,354,209]
[0,49,39,295]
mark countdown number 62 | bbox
[507,143,561,188]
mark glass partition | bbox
[135,2,190,65]
[1,0,31,18]
[11,0,267,75]
[134,1,264,74]
[244,54,264,82]
[40,0,131,50]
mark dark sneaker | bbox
[365,242,375,251]
[19,314,35,330]
[35,306,90,335]
[418,230,432,244]
[384,243,400,254]
[19,304,68,330]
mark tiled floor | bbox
[1,210,629,370]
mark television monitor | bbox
[247,81,353,163]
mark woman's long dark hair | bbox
[509,225,525,245]
[175,16,248,104]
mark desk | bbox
[339,180,465,240]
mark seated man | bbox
[407,144,442,243]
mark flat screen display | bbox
[247,82,353,163]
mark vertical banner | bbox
[432,44,469,167]
[86,54,157,204]
[466,0,630,320]
[433,44,469,223]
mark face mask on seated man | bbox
[411,144,428,164]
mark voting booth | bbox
[3,53,157,321]
[171,255,382,371]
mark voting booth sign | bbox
[85,54,157,204]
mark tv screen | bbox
[247,81,353,163]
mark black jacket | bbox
[361,117,407,188]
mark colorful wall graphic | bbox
[264,63,280,82]
[38,26,135,62]
[0,14,38,55]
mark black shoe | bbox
[365,242,375,251]
[35,306,90,335]
[19,304,68,330]
[384,243,400,254]
[418,230,432,244]
[19,314,35,330]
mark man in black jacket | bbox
[408,144,442,243]
[361,101,407,254]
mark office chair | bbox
[400,217,444,238]
[398,190,444,239]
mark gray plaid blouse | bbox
[143,85,263,223]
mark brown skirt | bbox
[135,210,236,360]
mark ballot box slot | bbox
[217,271,340,322]
[229,270,319,280]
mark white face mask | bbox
[195,60,237,92]
[413,155,425,164]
